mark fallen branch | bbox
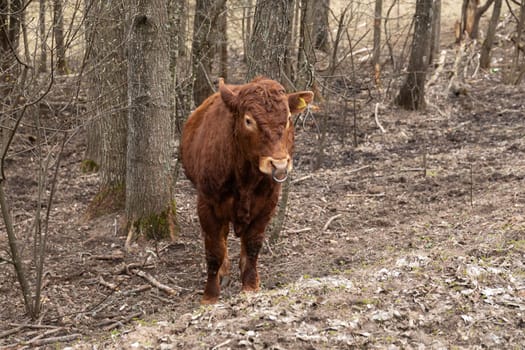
[285,227,312,234]
[103,311,143,331]
[347,193,385,197]
[114,262,154,275]
[8,323,59,329]
[212,339,232,350]
[291,174,313,185]
[323,214,342,231]
[98,276,118,291]
[121,284,152,296]
[346,165,371,175]
[25,333,82,346]
[374,103,386,133]
[0,325,26,338]
[131,269,178,296]
[92,253,124,261]
[27,327,64,344]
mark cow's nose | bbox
[270,158,289,183]
[271,158,288,170]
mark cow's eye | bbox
[244,115,256,129]
[286,114,291,129]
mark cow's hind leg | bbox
[198,198,229,304]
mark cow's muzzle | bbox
[260,156,292,183]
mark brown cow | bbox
[181,77,313,304]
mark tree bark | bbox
[480,0,502,68]
[372,0,383,67]
[429,0,441,64]
[39,0,47,72]
[191,0,226,105]
[297,0,315,89]
[247,0,294,84]
[53,0,68,74]
[85,0,128,218]
[0,0,23,147]
[168,0,192,132]
[126,0,175,239]
[314,0,330,53]
[217,1,228,80]
[396,0,433,110]
[508,0,525,84]
[462,0,496,40]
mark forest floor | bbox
[1,8,525,349]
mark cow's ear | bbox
[288,91,314,114]
[219,78,238,111]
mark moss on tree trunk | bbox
[127,200,178,240]
[85,184,125,220]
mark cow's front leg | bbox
[239,232,264,292]
[198,198,229,304]
[238,191,278,293]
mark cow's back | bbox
[181,93,234,193]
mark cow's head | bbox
[219,77,314,183]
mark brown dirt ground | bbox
[1,4,525,350]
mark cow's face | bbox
[220,78,314,182]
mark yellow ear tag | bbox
[297,97,307,110]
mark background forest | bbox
[1,0,524,348]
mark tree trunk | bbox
[507,0,525,84]
[372,0,383,67]
[480,0,502,68]
[217,1,228,80]
[53,0,68,74]
[462,0,496,40]
[247,0,294,84]
[0,0,22,71]
[84,0,128,218]
[39,0,47,72]
[429,0,441,64]
[126,0,175,240]
[83,0,102,173]
[191,0,226,105]
[314,0,330,53]
[0,0,23,147]
[168,0,191,132]
[297,0,315,89]
[396,0,433,110]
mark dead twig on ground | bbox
[98,276,118,291]
[121,284,152,296]
[92,253,124,261]
[0,325,26,338]
[26,327,65,344]
[347,193,385,198]
[346,165,371,175]
[102,311,143,331]
[131,269,179,296]
[291,174,313,184]
[212,339,232,350]
[285,227,312,234]
[374,103,386,133]
[24,333,82,347]
[323,214,342,231]
[114,262,154,275]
